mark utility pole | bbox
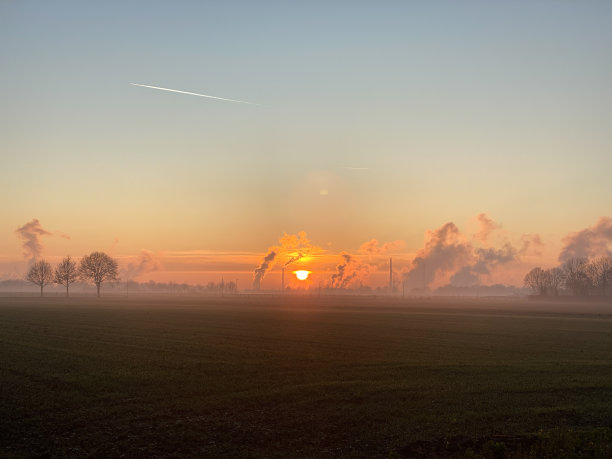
[389,257,393,294]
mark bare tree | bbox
[26,259,54,297]
[54,256,78,297]
[524,267,547,296]
[587,256,612,296]
[79,252,119,297]
[562,257,590,296]
[546,267,564,296]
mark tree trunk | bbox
[96,283,100,297]
[66,284,69,297]
[40,285,43,297]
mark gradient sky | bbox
[2,1,611,287]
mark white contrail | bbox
[130,83,260,106]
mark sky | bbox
[1,1,611,289]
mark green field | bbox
[1,295,612,457]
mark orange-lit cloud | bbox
[519,234,544,256]
[253,231,324,289]
[559,216,612,262]
[359,239,405,256]
[473,213,500,243]
[122,249,162,280]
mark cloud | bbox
[124,250,162,279]
[15,219,53,262]
[359,239,405,256]
[519,233,544,256]
[473,213,500,243]
[559,217,612,262]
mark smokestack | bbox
[389,257,393,293]
[281,267,285,293]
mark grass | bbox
[1,295,611,457]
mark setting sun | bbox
[294,270,311,281]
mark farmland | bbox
[1,295,612,457]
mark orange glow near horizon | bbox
[294,270,311,281]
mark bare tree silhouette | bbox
[54,256,78,297]
[562,258,590,296]
[547,267,564,296]
[587,256,612,296]
[79,252,118,297]
[525,257,612,297]
[26,259,53,297]
[523,267,548,296]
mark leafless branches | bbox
[78,252,119,297]
[54,256,78,297]
[25,260,54,297]
[525,256,612,297]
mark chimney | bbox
[389,257,393,293]
[281,267,285,292]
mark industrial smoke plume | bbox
[252,232,320,289]
[284,253,303,267]
[330,253,351,288]
[449,244,517,287]
[329,253,372,288]
[253,250,276,290]
[519,234,543,256]
[359,239,405,256]
[403,222,472,289]
[473,213,500,242]
[124,250,162,279]
[402,215,527,289]
[559,217,612,262]
[15,219,53,263]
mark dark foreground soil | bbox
[1,295,611,457]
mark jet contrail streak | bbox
[130,83,260,106]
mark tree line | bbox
[127,280,237,294]
[524,256,612,297]
[26,251,118,297]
